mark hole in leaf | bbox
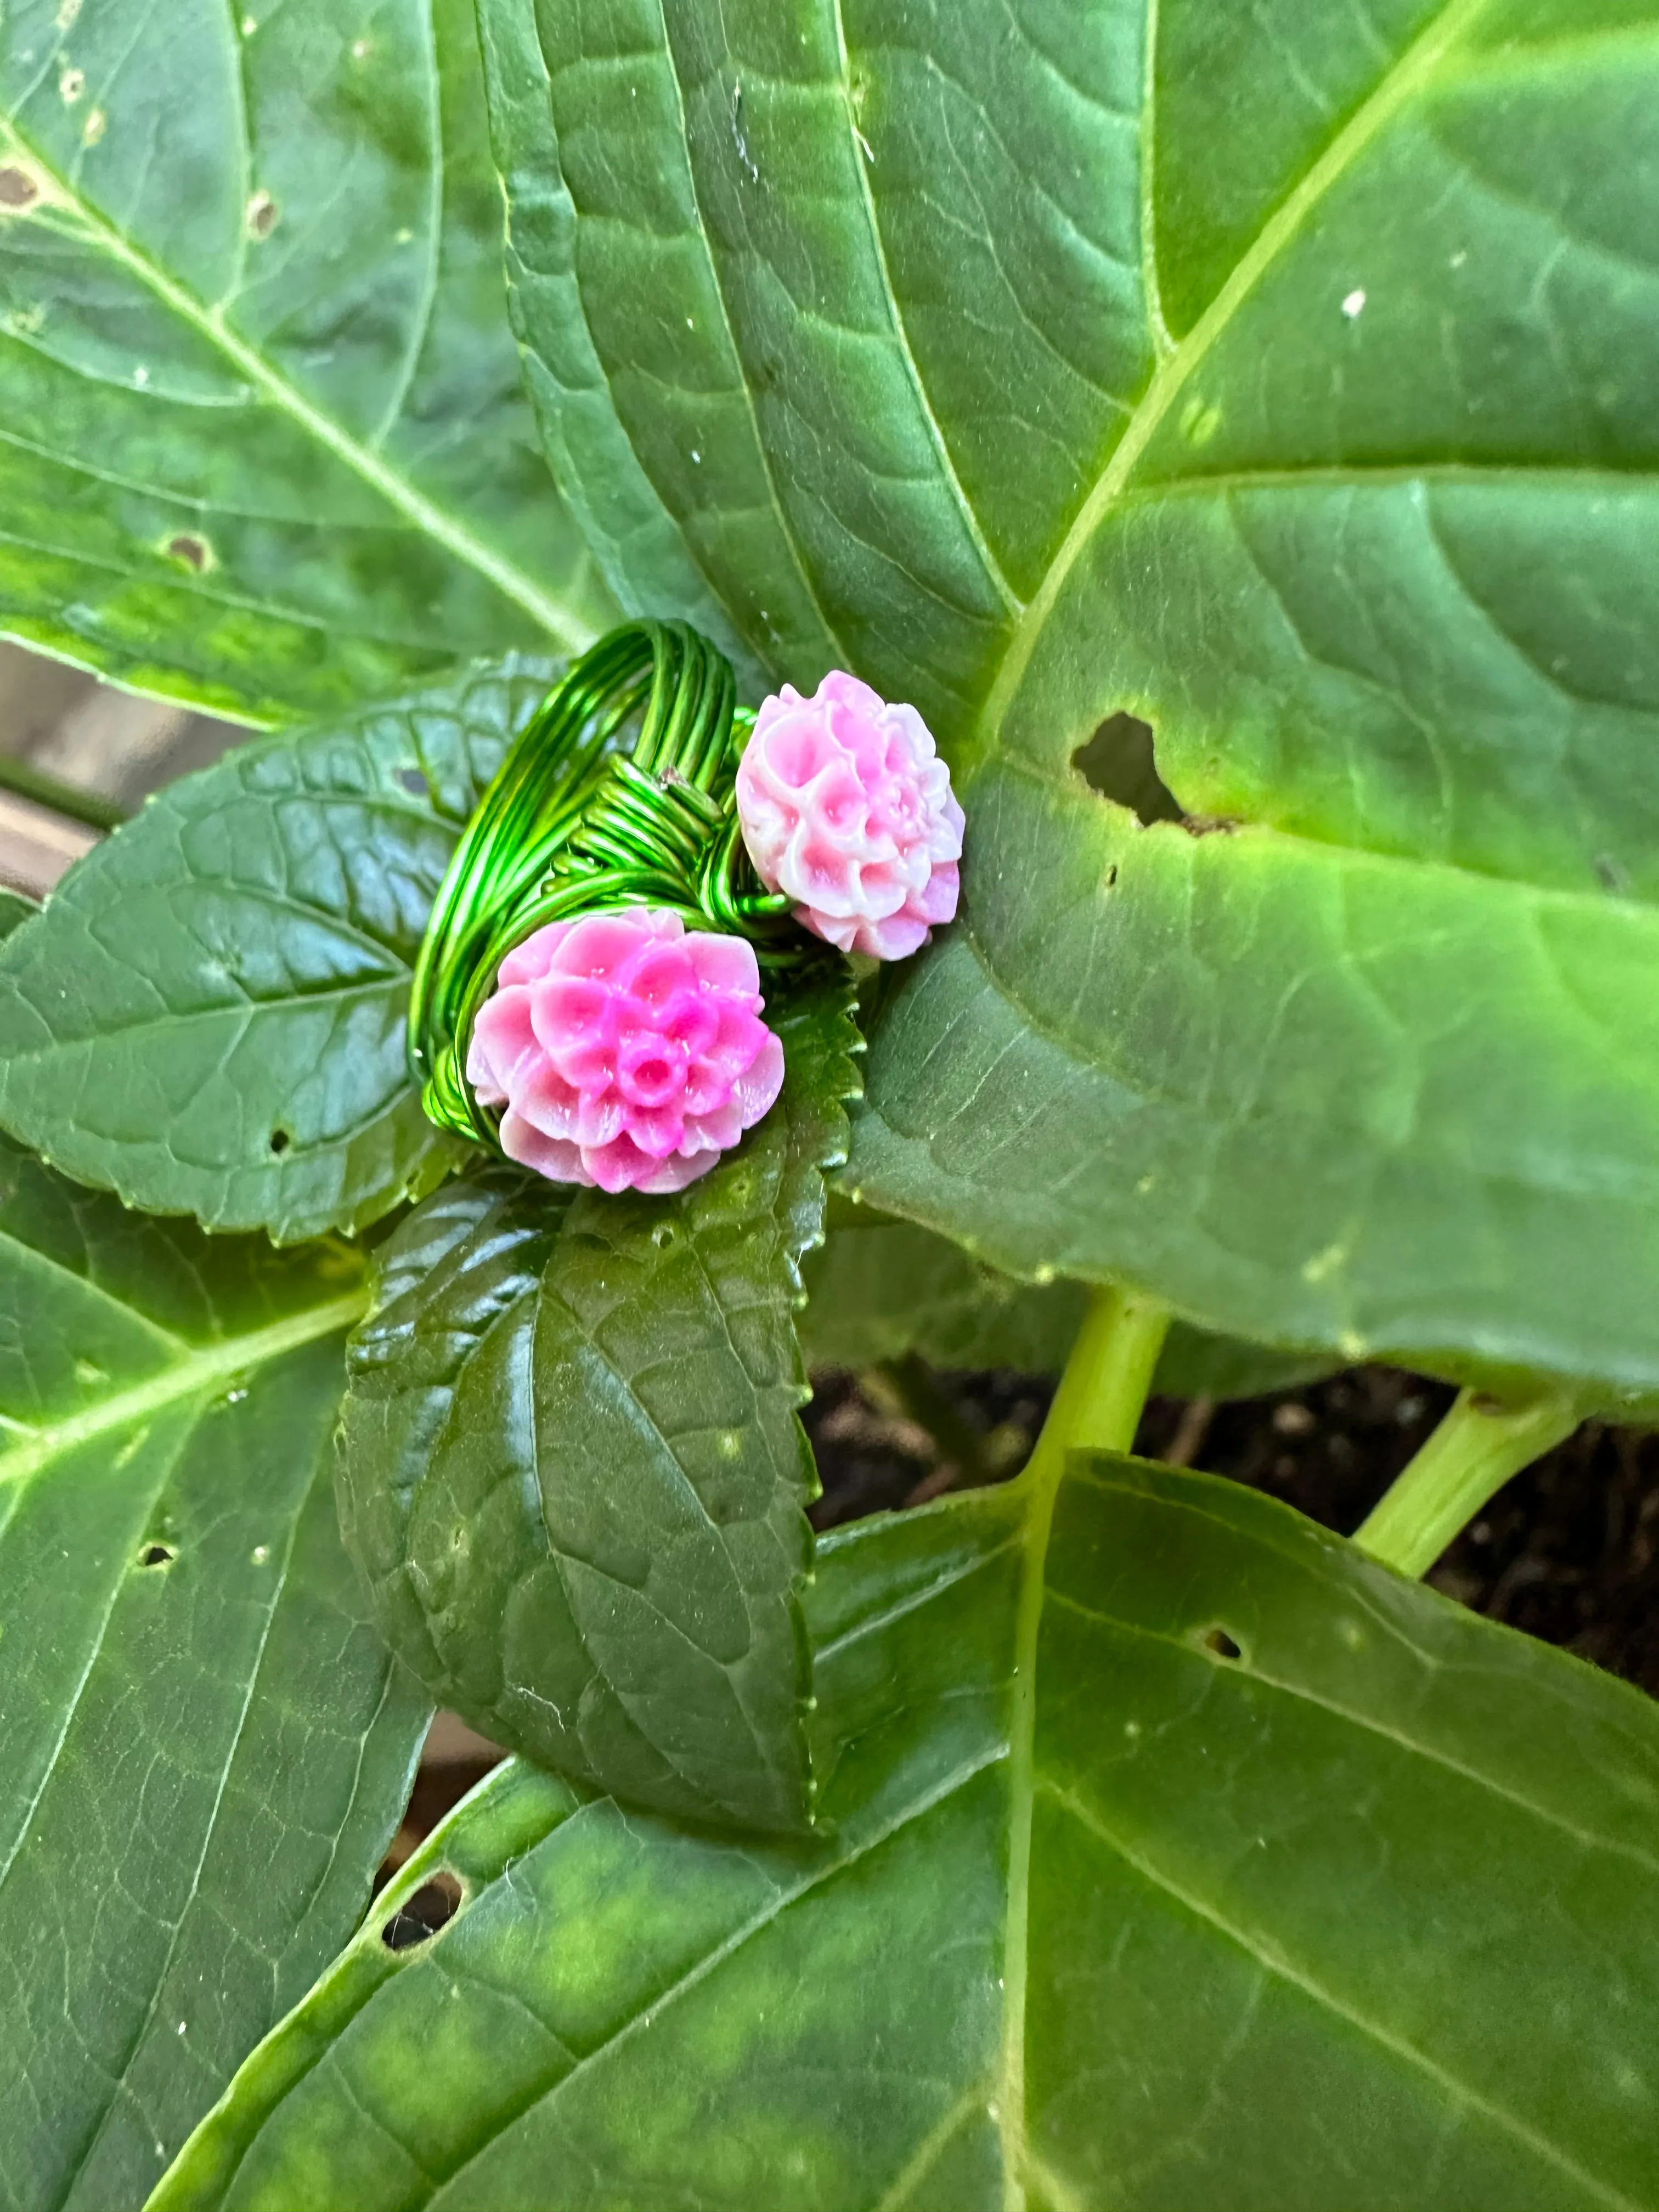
[165,533,212,573]
[396,766,428,797]
[246,189,278,238]
[1071,712,1181,826]
[381,1870,464,1952]
[268,1128,291,1155]
[1200,1626,1244,1662]
[138,1542,176,1568]
[0,166,41,211]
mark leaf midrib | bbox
[0,117,595,660]
[973,0,1496,768]
[0,1289,365,1491]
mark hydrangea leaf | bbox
[153,1452,1659,2210]
[0,0,616,721]
[336,968,861,1833]
[802,1195,1339,1398]
[0,1099,428,2212]
[483,0,1659,1397]
[0,657,555,1243]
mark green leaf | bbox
[473,0,764,693]
[0,1135,430,2212]
[850,783,1659,1411]
[0,656,555,1243]
[0,0,617,721]
[800,1195,1087,1373]
[484,0,1659,1396]
[802,1196,1339,1398]
[153,1452,1659,2211]
[337,969,861,1833]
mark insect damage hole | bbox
[138,1542,177,1569]
[0,166,42,212]
[1198,1625,1244,1663]
[246,189,278,238]
[381,1870,464,1953]
[394,766,428,797]
[268,1127,291,1155]
[1071,712,1182,825]
[162,533,213,573]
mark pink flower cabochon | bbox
[466,909,785,1194]
[735,670,964,961]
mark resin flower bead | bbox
[466,909,785,1194]
[735,669,964,961]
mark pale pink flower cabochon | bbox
[736,669,964,961]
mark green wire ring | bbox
[408,620,808,1153]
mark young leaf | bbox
[481,0,1659,1398]
[0,1131,430,2212]
[802,1197,1339,1398]
[0,0,616,721]
[337,969,861,1833]
[154,1454,1659,2210]
[0,657,555,1243]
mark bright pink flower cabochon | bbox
[466,909,785,1194]
[735,669,964,961]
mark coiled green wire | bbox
[408,620,806,1150]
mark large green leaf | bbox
[485,0,1659,1395]
[337,969,860,1833]
[0,1115,430,2212]
[153,1449,1659,2210]
[0,0,616,721]
[0,656,555,1242]
[802,1195,1340,1398]
[849,787,1659,1412]
[472,0,763,692]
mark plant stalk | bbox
[1023,1281,1171,1487]
[1352,1384,1580,1578]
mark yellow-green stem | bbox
[1353,1385,1580,1578]
[999,1281,1169,2210]
[1023,1283,1172,1488]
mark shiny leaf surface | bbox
[0,657,555,1242]
[337,969,860,1832]
[486,0,1659,1393]
[0,0,616,720]
[155,1453,1659,2210]
[851,781,1659,1410]
[0,1119,428,2212]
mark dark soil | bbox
[806,1363,1659,1698]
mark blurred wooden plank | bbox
[0,790,99,899]
[0,641,243,815]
